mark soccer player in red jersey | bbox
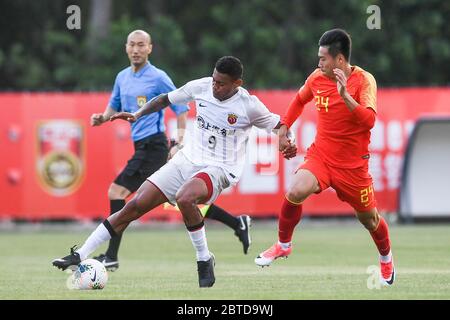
[255,29,395,286]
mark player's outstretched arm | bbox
[110,93,171,123]
[109,112,137,122]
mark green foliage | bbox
[0,0,448,90]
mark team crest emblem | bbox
[36,120,85,196]
[137,96,147,108]
[227,113,238,125]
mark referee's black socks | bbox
[205,204,240,230]
[105,199,126,260]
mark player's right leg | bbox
[357,208,395,286]
[255,168,321,267]
[331,165,395,286]
[52,181,167,271]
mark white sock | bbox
[278,241,291,250]
[188,226,211,261]
[380,250,392,263]
[76,223,113,260]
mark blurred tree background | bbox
[0,0,448,91]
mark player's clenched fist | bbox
[278,134,292,153]
[277,124,297,159]
[90,113,105,126]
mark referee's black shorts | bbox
[114,132,169,193]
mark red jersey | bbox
[283,66,377,168]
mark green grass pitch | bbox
[1,221,449,299]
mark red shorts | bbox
[298,149,377,212]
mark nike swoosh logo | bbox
[317,90,323,94]
[198,103,207,107]
[385,268,395,285]
[239,217,246,230]
[91,270,97,282]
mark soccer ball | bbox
[71,259,108,290]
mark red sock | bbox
[369,217,391,256]
[278,197,303,243]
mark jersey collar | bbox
[132,62,151,78]
[214,87,242,104]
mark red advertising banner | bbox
[1,88,449,220]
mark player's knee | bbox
[357,211,379,231]
[107,185,117,199]
[361,219,378,231]
[286,186,312,203]
[286,190,301,203]
[108,184,129,200]
[175,191,196,209]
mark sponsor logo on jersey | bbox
[196,116,236,136]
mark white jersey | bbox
[168,77,280,185]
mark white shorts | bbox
[147,151,231,205]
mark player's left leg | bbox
[203,204,252,254]
[176,174,217,288]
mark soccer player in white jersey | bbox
[52,56,297,288]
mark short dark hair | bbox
[215,56,243,80]
[318,29,352,62]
